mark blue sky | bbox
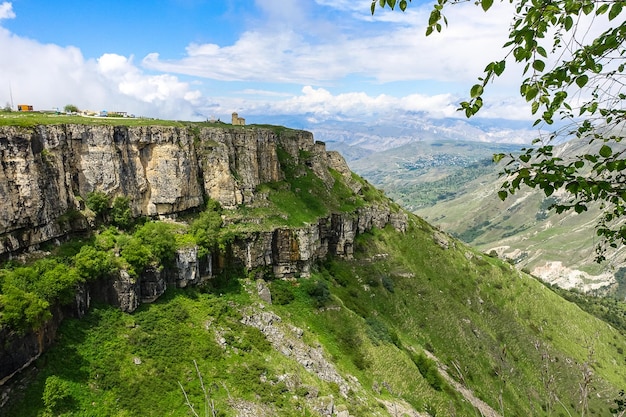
[0,0,532,124]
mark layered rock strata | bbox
[0,123,408,389]
[0,125,342,254]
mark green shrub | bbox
[270,280,296,305]
[85,191,110,219]
[410,352,445,391]
[120,237,153,275]
[382,275,395,293]
[111,196,132,229]
[73,245,115,280]
[42,375,73,415]
[303,278,331,308]
[95,226,119,251]
[190,203,223,256]
[134,221,179,266]
[0,286,50,331]
[32,261,82,304]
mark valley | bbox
[343,136,626,297]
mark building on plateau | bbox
[232,112,245,126]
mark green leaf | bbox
[388,0,396,9]
[400,0,407,11]
[596,3,609,15]
[575,75,588,88]
[564,15,573,30]
[524,85,539,101]
[371,1,376,14]
[536,46,547,58]
[532,60,545,72]
[531,101,540,114]
[494,60,506,76]
[470,84,484,98]
[599,144,613,158]
[543,184,554,196]
[481,0,493,11]
[498,190,508,201]
[609,2,623,20]
[493,153,505,163]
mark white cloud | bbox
[198,85,532,123]
[0,0,533,124]
[0,28,203,119]
[0,2,15,20]
[142,1,517,90]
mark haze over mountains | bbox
[258,112,538,160]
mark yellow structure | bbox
[17,104,33,111]
[232,112,245,126]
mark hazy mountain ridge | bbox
[349,140,522,211]
[257,112,538,161]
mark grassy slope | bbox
[414,167,626,280]
[4,217,626,417]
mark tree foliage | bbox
[85,191,110,220]
[372,0,626,260]
[63,104,79,113]
[190,200,223,257]
[111,196,133,230]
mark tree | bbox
[372,0,626,260]
[111,196,133,230]
[86,191,110,222]
[63,104,79,113]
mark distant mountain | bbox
[250,112,538,161]
[349,139,522,211]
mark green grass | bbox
[0,111,301,132]
[5,217,626,416]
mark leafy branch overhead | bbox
[372,0,626,260]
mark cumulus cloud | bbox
[0,2,15,20]
[143,1,517,88]
[0,0,531,124]
[197,85,531,123]
[0,5,203,119]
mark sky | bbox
[0,0,533,125]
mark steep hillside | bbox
[3,216,626,417]
[0,116,625,416]
[414,139,626,294]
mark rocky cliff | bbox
[0,124,349,255]
[0,123,407,388]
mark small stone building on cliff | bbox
[232,112,245,126]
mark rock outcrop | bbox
[231,207,407,279]
[0,125,346,255]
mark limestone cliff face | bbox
[0,123,408,388]
[230,207,407,279]
[0,125,344,255]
